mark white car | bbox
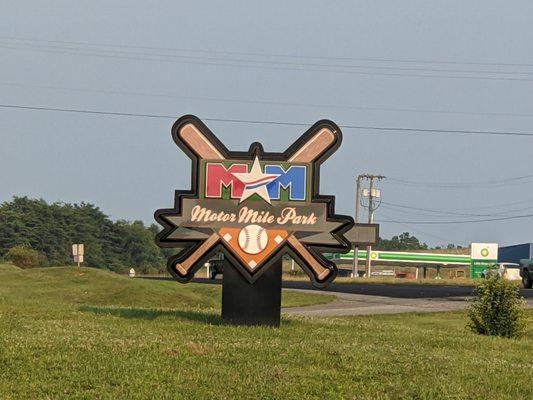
[498,263,521,281]
[481,263,521,281]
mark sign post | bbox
[72,244,84,267]
[155,115,368,326]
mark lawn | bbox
[1,264,532,399]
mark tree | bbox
[0,197,168,272]
[376,232,428,251]
[468,275,525,338]
[6,246,41,269]
[114,220,164,273]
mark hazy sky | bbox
[1,1,532,247]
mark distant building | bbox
[498,243,533,264]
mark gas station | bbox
[328,242,499,279]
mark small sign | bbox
[72,244,84,256]
[72,244,85,266]
[371,270,395,276]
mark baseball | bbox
[238,224,268,254]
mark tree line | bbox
[377,232,463,251]
[0,197,458,273]
[0,197,170,274]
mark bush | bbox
[467,275,526,338]
[6,246,41,269]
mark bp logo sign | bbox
[155,115,353,289]
[481,248,489,257]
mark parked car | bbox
[481,263,521,281]
[519,259,533,288]
[498,263,521,281]
[208,259,224,279]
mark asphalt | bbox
[281,290,470,316]
[142,276,533,316]
[189,277,533,299]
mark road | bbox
[143,277,533,316]
[190,278,533,299]
[281,289,470,316]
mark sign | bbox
[72,244,84,265]
[471,243,498,278]
[155,115,354,289]
[471,243,498,260]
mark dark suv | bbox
[519,259,533,288]
[208,259,224,280]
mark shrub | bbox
[6,246,41,269]
[467,275,526,338]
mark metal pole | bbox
[352,176,361,278]
[365,178,375,278]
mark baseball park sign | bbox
[155,115,355,325]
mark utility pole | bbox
[351,175,361,278]
[360,174,385,278]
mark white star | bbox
[231,156,280,204]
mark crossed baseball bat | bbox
[172,121,339,283]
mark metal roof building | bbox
[498,243,533,264]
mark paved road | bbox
[189,277,533,299]
[143,277,533,316]
[281,290,469,316]
[283,281,476,298]
[281,288,533,317]
[145,277,533,299]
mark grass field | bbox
[1,264,532,399]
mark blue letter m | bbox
[265,165,306,201]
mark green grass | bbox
[1,264,532,399]
[0,264,333,309]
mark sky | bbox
[1,1,532,248]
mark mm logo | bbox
[203,159,309,203]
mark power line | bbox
[380,205,481,218]
[2,103,533,137]
[377,211,461,244]
[387,174,533,188]
[3,40,533,77]
[3,42,533,82]
[380,201,533,217]
[447,197,533,211]
[3,81,533,118]
[378,213,533,224]
[3,35,533,68]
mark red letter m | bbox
[205,163,247,198]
